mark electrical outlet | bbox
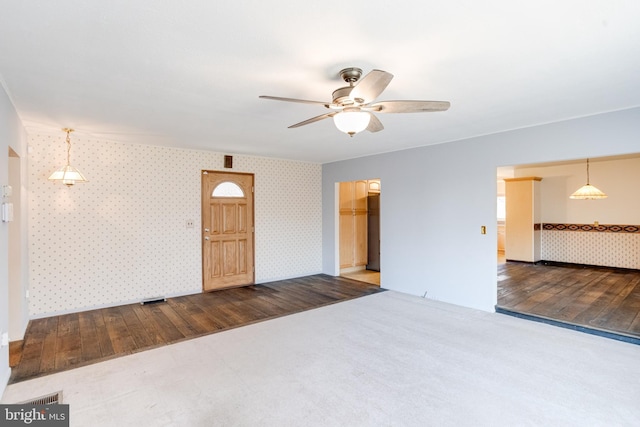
[186,219,194,228]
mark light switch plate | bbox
[2,202,14,222]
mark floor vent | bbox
[18,391,62,405]
[141,296,167,305]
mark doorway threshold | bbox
[495,306,640,346]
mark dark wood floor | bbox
[498,261,640,338]
[10,274,383,384]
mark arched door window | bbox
[212,181,245,198]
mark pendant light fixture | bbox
[569,158,607,199]
[48,128,88,186]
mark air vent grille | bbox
[17,391,62,405]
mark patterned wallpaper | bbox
[28,133,322,316]
[541,229,640,269]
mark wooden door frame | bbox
[201,170,255,291]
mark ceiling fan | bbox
[260,67,450,137]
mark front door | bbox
[201,171,255,291]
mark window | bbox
[497,196,506,221]
[212,181,244,197]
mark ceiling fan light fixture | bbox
[333,110,370,137]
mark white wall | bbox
[28,134,322,317]
[515,157,640,224]
[323,107,640,312]
[0,83,27,398]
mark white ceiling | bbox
[1,1,639,163]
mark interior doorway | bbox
[495,155,640,342]
[338,179,381,286]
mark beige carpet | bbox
[2,291,639,426]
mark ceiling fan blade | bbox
[288,112,337,128]
[366,113,384,133]
[349,70,394,104]
[369,100,451,113]
[259,95,330,107]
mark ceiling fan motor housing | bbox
[332,86,356,107]
[339,67,362,83]
[332,67,364,106]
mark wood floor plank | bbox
[130,304,166,346]
[54,313,82,370]
[9,340,23,367]
[10,317,57,380]
[261,284,318,311]
[78,311,102,362]
[143,304,187,343]
[629,310,640,334]
[592,279,640,331]
[166,299,223,334]
[9,274,383,384]
[38,317,60,374]
[572,275,634,325]
[180,295,232,329]
[91,310,115,358]
[587,276,640,329]
[157,303,207,338]
[498,262,640,339]
[103,307,138,354]
[119,304,158,349]
[258,289,311,312]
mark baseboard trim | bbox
[29,288,202,319]
[495,306,640,346]
[538,260,640,272]
[504,260,542,264]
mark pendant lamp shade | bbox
[48,128,88,186]
[48,165,88,187]
[570,159,606,200]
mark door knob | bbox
[204,236,210,241]
[204,228,210,232]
